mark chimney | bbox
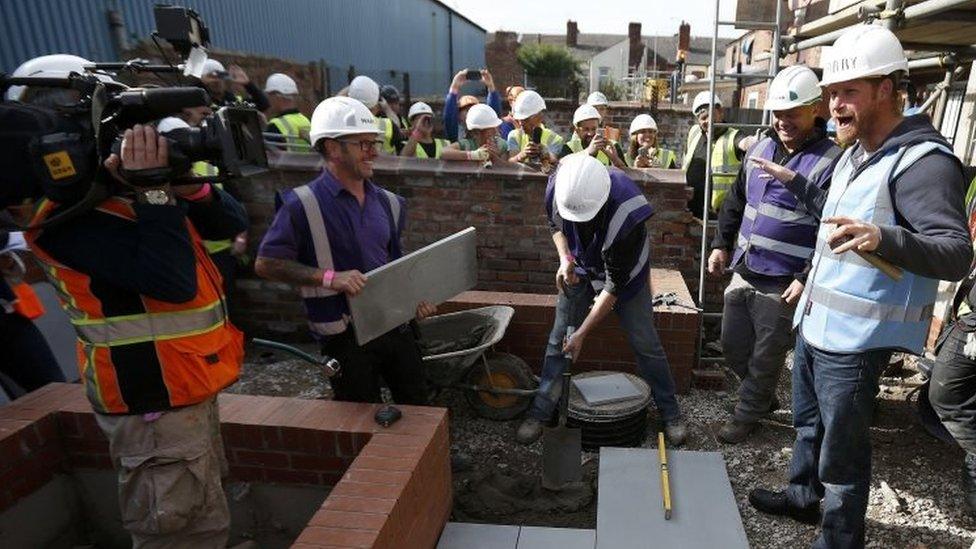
[567,20,578,48]
[628,22,643,71]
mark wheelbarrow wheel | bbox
[464,353,535,421]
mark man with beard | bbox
[708,65,840,444]
[255,97,436,405]
[747,26,971,548]
[559,104,627,169]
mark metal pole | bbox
[763,0,784,126]
[696,0,722,367]
[881,0,905,30]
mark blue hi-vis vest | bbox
[545,169,653,302]
[277,175,403,337]
[796,140,952,354]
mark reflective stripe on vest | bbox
[414,138,449,159]
[566,136,612,166]
[378,117,395,154]
[292,184,401,336]
[270,112,312,152]
[73,302,226,345]
[796,141,951,354]
[11,282,44,319]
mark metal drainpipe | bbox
[448,13,455,78]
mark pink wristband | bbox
[322,269,335,288]
[563,254,575,264]
[182,183,212,202]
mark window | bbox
[747,91,759,109]
[598,67,610,88]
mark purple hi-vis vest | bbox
[546,169,653,302]
[731,136,840,277]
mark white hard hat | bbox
[765,65,821,111]
[5,54,108,101]
[202,58,226,76]
[265,73,299,95]
[572,104,601,126]
[466,103,502,130]
[819,25,908,87]
[513,90,546,120]
[156,116,191,134]
[692,91,722,114]
[554,154,612,222]
[309,96,381,146]
[348,75,380,109]
[407,101,434,120]
[586,91,609,106]
[629,114,658,134]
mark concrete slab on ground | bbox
[517,526,595,549]
[437,523,596,549]
[573,373,644,406]
[597,447,749,549]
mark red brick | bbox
[295,526,378,547]
[233,449,290,468]
[322,495,398,515]
[330,481,405,500]
[289,454,348,472]
[309,510,388,530]
[263,468,321,485]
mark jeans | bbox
[722,273,795,422]
[930,323,976,454]
[527,281,680,422]
[786,335,890,549]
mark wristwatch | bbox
[137,188,174,205]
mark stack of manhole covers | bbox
[566,371,652,450]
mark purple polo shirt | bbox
[258,169,405,274]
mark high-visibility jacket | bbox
[508,126,564,157]
[11,282,44,319]
[682,125,741,211]
[192,162,234,255]
[26,197,243,414]
[625,147,677,169]
[796,141,950,354]
[268,112,311,151]
[413,138,451,159]
[377,117,396,154]
[566,135,617,166]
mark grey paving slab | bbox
[573,373,643,406]
[517,526,596,549]
[437,522,519,549]
[349,227,477,345]
[596,447,749,549]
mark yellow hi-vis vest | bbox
[566,135,614,166]
[682,125,741,211]
[509,126,563,155]
[413,138,450,159]
[192,162,233,255]
[268,112,311,151]
[377,117,396,154]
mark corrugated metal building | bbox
[0,0,487,96]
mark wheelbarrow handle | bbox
[251,338,341,377]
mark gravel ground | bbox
[235,344,976,548]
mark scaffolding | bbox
[695,0,976,370]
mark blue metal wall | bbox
[0,0,486,96]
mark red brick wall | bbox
[232,156,706,338]
[0,384,453,549]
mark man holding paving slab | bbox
[255,96,436,405]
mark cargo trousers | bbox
[96,397,230,549]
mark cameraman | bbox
[201,58,269,112]
[26,120,247,547]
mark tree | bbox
[516,43,583,99]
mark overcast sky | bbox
[446,0,744,38]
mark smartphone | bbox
[531,126,543,145]
[466,69,482,81]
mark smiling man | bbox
[255,96,436,405]
[747,26,972,549]
[708,65,840,445]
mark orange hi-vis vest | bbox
[11,282,44,319]
[26,197,243,414]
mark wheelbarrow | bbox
[250,306,537,420]
[417,305,536,420]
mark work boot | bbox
[748,488,821,525]
[516,417,544,445]
[962,453,976,515]
[717,419,757,444]
[725,396,781,417]
[664,419,688,447]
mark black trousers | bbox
[0,311,65,397]
[321,325,429,405]
[209,249,238,323]
[931,323,976,455]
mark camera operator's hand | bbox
[228,65,250,87]
[104,125,170,182]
